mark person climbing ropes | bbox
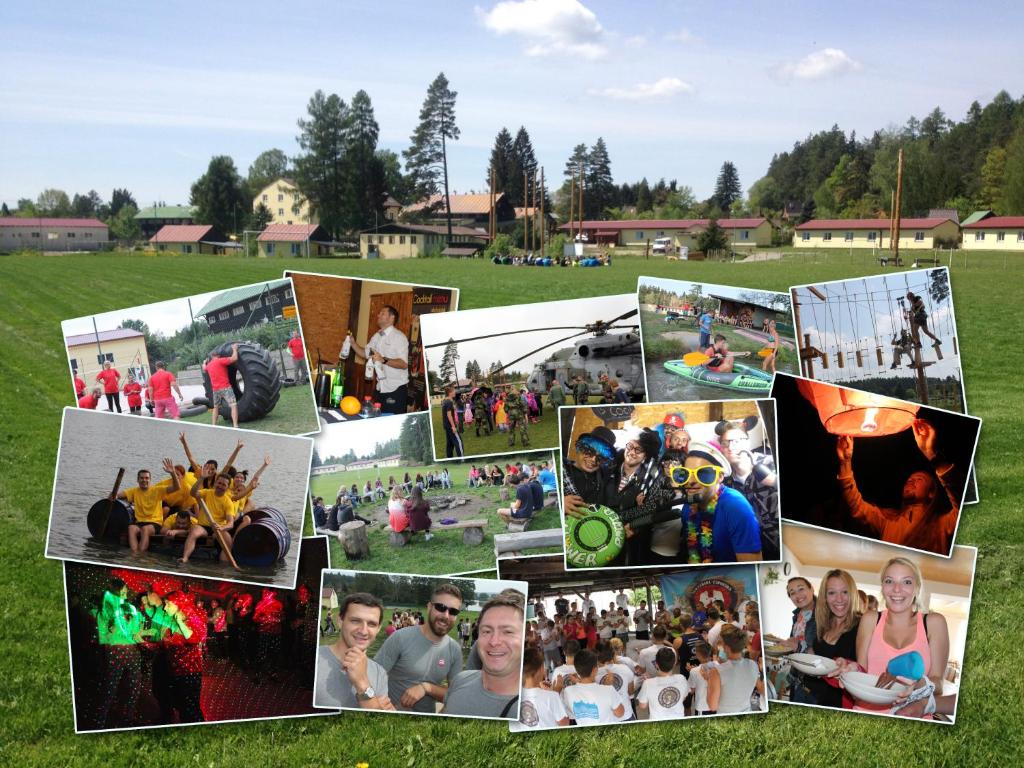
[905,292,941,347]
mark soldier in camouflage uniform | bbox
[473,389,491,437]
[598,372,614,404]
[503,386,530,447]
[573,376,590,405]
[548,379,565,411]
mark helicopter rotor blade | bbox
[488,331,591,377]
[603,308,639,325]
[423,326,589,349]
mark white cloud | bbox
[773,48,861,81]
[589,77,694,101]
[665,28,698,44]
[624,34,646,47]
[477,0,607,59]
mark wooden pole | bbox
[98,467,127,539]
[532,171,539,254]
[568,169,576,246]
[197,497,242,571]
[578,162,584,245]
[892,148,904,264]
[523,169,529,253]
[539,167,546,256]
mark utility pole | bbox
[891,148,904,264]
[523,169,529,253]
[568,169,576,246]
[793,286,827,378]
[539,167,545,256]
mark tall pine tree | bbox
[713,161,742,212]
[510,127,539,208]
[190,156,247,234]
[404,73,460,244]
[488,128,517,201]
[586,137,614,218]
[345,89,382,230]
[294,90,350,238]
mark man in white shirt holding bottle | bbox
[344,305,409,415]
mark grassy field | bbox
[2,248,1022,766]
[311,465,562,574]
[430,399,562,460]
[175,382,320,435]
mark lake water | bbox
[47,408,313,587]
[645,362,743,401]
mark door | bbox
[354,291,415,403]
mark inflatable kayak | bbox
[663,360,773,393]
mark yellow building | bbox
[962,216,1024,251]
[557,218,773,248]
[794,218,960,249]
[359,223,489,259]
[65,328,150,384]
[253,178,315,226]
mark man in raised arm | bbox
[315,592,394,710]
[374,583,464,713]
[344,305,409,415]
[835,418,961,555]
[118,459,180,553]
[185,470,238,564]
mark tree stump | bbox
[462,526,485,546]
[388,528,411,547]
[500,487,510,502]
[339,521,370,560]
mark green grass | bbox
[176,382,319,434]
[430,401,562,459]
[2,249,1022,766]
[311,468,562,573]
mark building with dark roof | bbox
[150,224,240,254]
[402,192,516,229]
[134,205,196,240]
[195,279,296,333]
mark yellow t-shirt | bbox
[123,485,173,524]
[162,511,200,529]
[196,488,237,526]
[233,489,253,516]
[159,471,198,511]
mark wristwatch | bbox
[357,685,376,701]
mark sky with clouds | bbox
[2,1,1021,209]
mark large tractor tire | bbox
[202,341,282,423]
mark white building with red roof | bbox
[962,216,1024,251]
[63,327,149,384]
[794,217,960,249]
[256,223,338,257]
[150,224,238,254]
[0,217,109,252]
[555,217,773,249]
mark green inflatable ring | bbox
[566,504,624,568]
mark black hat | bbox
[584,426,616,450]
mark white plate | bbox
[840,671,910,705]
[789,653,838,677]
[764,644,793,657]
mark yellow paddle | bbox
[681,351,752,366]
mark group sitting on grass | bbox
[114,433,271,563]
[512,595,765,729]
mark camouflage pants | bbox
[507,417,529,447]
[474,408,491,435]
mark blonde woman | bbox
[762,320,780,374]
[387,486,409,533]
[836,556,949,718]
[798,569,862,708]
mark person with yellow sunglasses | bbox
[670,442,763,564]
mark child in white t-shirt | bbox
[511,648,570,731]
[686,640,721,715]
[596,642,635,721]
[550,639,582,692]
[716,624,764,714]
[560,649,624,725]
[637,646,690,720]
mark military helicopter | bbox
[425,309,644,400]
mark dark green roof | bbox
[195,279,291,316]
[960,210,993,226]
[134,205,196,220]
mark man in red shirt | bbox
[95,361,122,412]
[78,387,102,409]
[148,361,183,419]
[205,344,239,428]
[122,372,144,414]
[73,371,86,398]
[286,330,308,384]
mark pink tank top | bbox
[855,610,932,716]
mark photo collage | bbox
[51,266,978,732]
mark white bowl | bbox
[840,671,910,705]
[789,653,838,677]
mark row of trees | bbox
[324,573,481,609]
[747,91,1024,220]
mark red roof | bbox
[557,218,767,231]
[404,192,503,215]
[796,218,954,230]
[150,224,217,243]
[257,223,327,242]
[0,217,107,228]
[962,216,1024,229]
[65,328,145,346]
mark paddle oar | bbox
[98,467,127,539]
[757,348,774,357]
[197,497,242,571]
[681,351,752,366]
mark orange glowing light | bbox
[796,379,919,437]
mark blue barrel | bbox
[232,506,292,566]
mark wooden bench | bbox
[494,528,564,559]
[911,258,941,268]
[507,517,532,533]
[386,518,487,547]
[878,256,904,267]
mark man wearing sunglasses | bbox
[442,591,526,719]
[670,441,762,563]
[374,583,464,713]
[562,426,617,517]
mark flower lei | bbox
[685,486,723,563]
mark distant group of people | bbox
[76,360,185,418]
[491,253,611,267]
[513,590,765,729]
[315,584,526,719]
[563,413,779,566]
[311,470,453,534]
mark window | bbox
[823,232,832,241]
[914,231,924,242]
[801,231,810,241]
[388,235,395,244]
[233,306,245,316]
[184,245,192,254]
[158,244,166,252]
[367,235,374,244]
[975,232,985,241]
[411,235,417,244]
[66,232,75,238]
[70,358,78,371]
[277,194,284,202]
[844,232,854,242]
[96,352,113,365]
[290,243,300,255]
[1017,231,1024,242]
[292,206,300,215]
[262,194,268,202]
[269,294,280,304]
[31,232,40,238]
[278,208,284,216]
[248,299,261,310]
[997,231,1005,242]
[867,231,877,242]
[741,230,749,240]
[84,232,93,238]
[399,235,405,244]
[218,310,230,320]
[635,231,644,240]
[266,243,276,255]
[285,288,292,298]
[657,230,665,237]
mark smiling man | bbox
[374,583,464,713]
[442,591,526,719]
[315,593,393,710]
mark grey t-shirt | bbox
[315,644,389,709]
[374,625,463,713]
[442,670,519,719]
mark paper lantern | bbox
[796,379,919,437]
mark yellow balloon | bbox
[340,396,361,415]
